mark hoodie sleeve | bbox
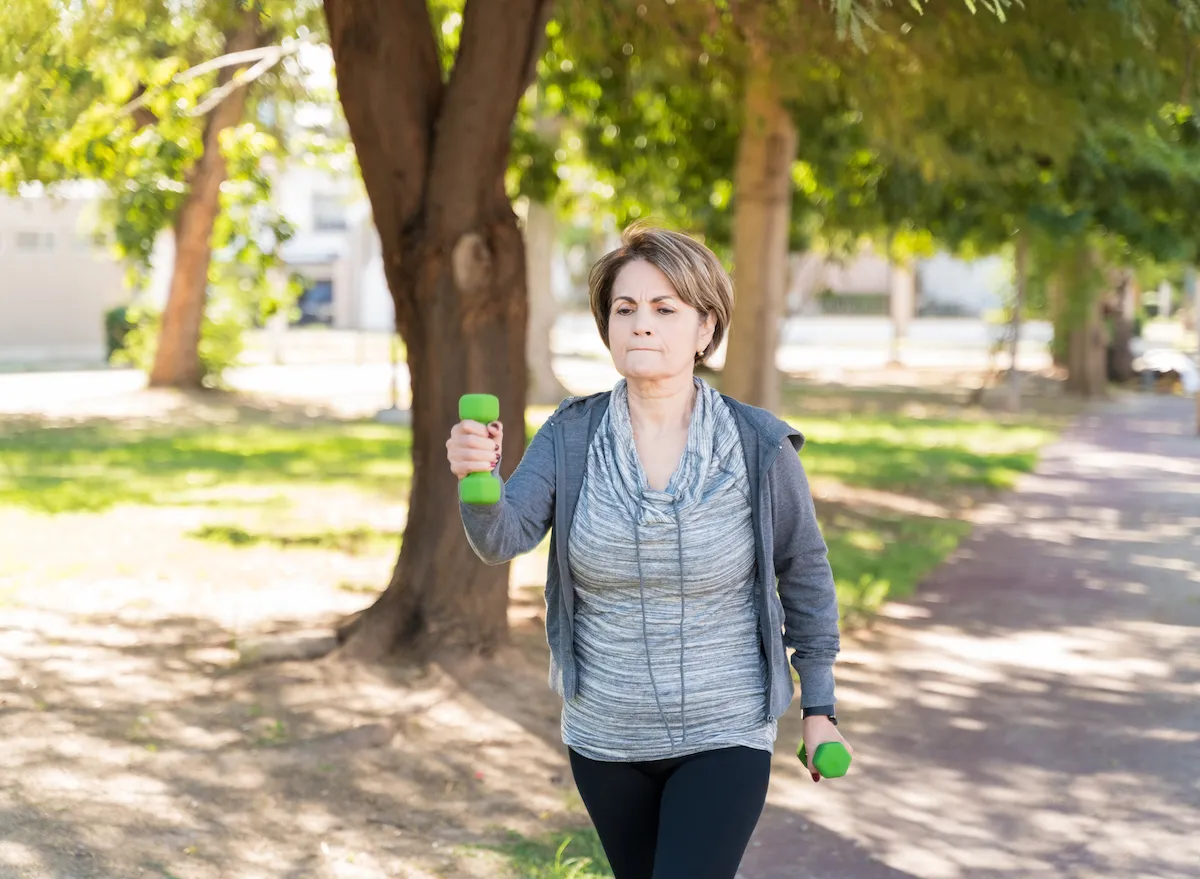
[770,442,840,708]
[458,412,557,565]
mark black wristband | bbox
[802,705,837,720]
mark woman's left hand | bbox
[801,715,854,782]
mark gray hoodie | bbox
[459,390,840,723]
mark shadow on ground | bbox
[738,393,1200,879]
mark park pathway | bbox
[739,393,1200,879]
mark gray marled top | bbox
[563,378,776,760]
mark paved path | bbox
[739,393,1200,879]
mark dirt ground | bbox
[0,378,600,879]
[0,503,596,879]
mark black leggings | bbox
[568,745,771,879]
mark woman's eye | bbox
[658,308,675,315]
[615,307,633,316]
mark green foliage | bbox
[482,829,613,879]
[104,305,136,359]
[548,0,1200,306]
[0,0,331,380]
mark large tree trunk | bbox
[723,36,796,412]
[324,0,550,661]
[525,200,568,405]
[149,13,263,388]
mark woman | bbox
[446,223,851,879]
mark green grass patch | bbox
[823,511,972,622]
[480,829,612,879]
[778,403,1057,617]
[188,524,401,554]
[795,415,1052,499]
[0,421,413,513]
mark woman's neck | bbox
[626,374,697,437]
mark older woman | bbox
[446,223,849,879]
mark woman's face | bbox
[607,260,715,384]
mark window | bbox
[294,279,334,325]
[15,231,56,253]
[312,194,346,231]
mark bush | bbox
[109,300,246,388]
[103,306,136,360]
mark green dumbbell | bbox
[459,394,502,505]
[797,740,852,779]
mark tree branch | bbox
[425,0,552,238]
[322,0,443,244]
[117,30,312,122]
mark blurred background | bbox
[1,2,1198,878]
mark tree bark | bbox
[525,200,568,405]
[149,12,264,388]
[1005,230,1029,411]
[324,0,550,661]
[1188,266,1200,435]
[1107,269,1136,383]
[1064,249,1108,398]
[723,37,796,412]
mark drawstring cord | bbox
[633,498,689,750]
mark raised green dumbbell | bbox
[459,394,502,505]
[797,740,852,779]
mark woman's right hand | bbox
[446,418,503,480]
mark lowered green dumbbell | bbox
[797,740,852,779]
[459,394,502,505]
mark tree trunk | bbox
[148,13,264,388]
[888,258,915,367]
[1005,230,1029,411]
[1049,273,1069,369]
[1188,266,1200,435]
[324,0,550,661]
[1064,251,1108,398]
[723,37,796,412]
[1107,270,1136,383]
[525,200,568,405]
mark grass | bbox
[824,512,972,623]
[0,385,1061,617]
[480,829,612,879]
[0,421,413,513]
[798,415,1049,497]
[776,399,1057,618]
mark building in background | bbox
[785,247,1007,318]
[0,166,395,367]
[0,183,126,365]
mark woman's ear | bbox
[699,312,716,352]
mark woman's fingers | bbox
[447,419,503,479]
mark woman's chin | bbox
[615,361,688,383]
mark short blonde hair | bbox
[587,222,733,364]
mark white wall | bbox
[0,193,127,363]
[917,253,1008,315]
